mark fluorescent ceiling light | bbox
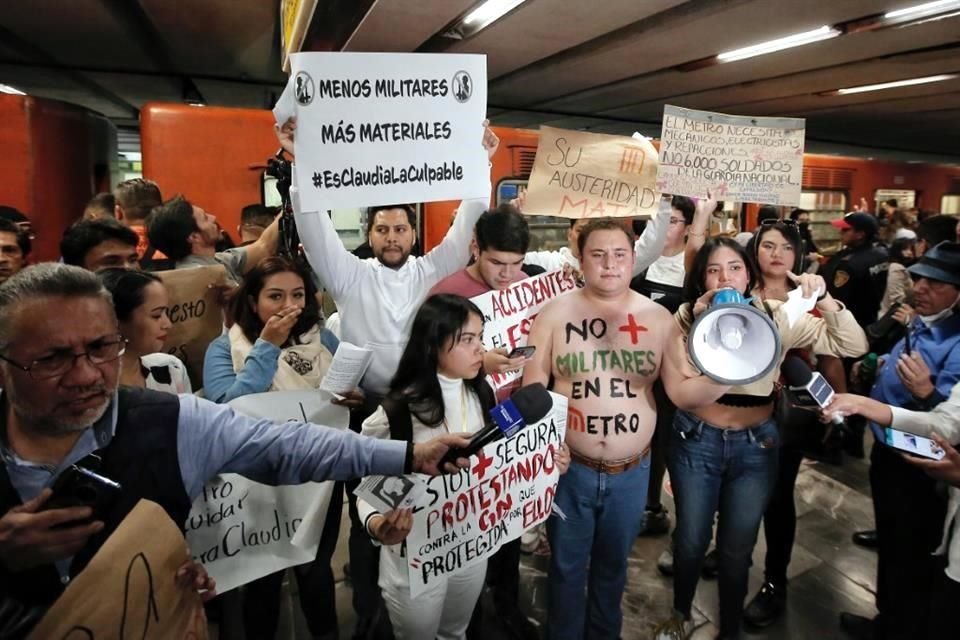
[462,0,526,29]
[717,26,841,62]
[836,74,957,94]
[0,84,25,95]
[885,0,960,20]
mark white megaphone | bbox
[687,289,781,385]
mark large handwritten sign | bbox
[29,500,207,639]
[657,105,805,206]
[406,393,567,597]
[157,264,227,389]
[185,391,347,594]
[284,52,489,212]
[524,126,660,219]
[471,269,577,389]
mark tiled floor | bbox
[252,454,878,639]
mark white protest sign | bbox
[185,390,347,594]
[286,52,489,212]
[471,269,577,390]
[406,392,567,596]
[657,105,805,206]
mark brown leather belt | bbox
[570,446,650,475]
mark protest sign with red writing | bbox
[405,393,567,597]
[471,269,576,390]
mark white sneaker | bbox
[652,615,693,640]
[657,547,674,576]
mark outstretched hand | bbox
[413,434,472,475]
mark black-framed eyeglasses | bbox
[0,335,126,380]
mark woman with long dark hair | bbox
[202,255,349,640]
[357,293,492,640]
[654,237,867,639]
[97,268,190,393]
[741,221,846,627]
[357,294,569,639]
[203,255,343,402]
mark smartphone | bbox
[44,465,122,522]
[904,329,912,355]
[884,428,945,460]
[508,346,536,359]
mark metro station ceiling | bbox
[1,0,958,161]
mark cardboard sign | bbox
[657,105,805,206]
[28,500,207,640]
[406,393,567,596]
[185,390,348,594]
[157,264,227,390]
[524,126,660,219]
[285,52,489,212]
[471,269,577,390]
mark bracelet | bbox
[404,442,415,474]
[817,291,828,301]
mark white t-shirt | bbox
[645,251,685,288]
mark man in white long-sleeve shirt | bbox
[281,120,498,397]
[522,194,673,278]
[826,386,960,640]
[277,118,499,637]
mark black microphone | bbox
[440,383,553,467]
[781,356,843,424]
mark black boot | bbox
[744,581,786,628]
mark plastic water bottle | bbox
[859,352,879,389]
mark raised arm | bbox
[420,124,499,282]
[278,117,365,299]
[684,195,714,273]
[240,213,281,274]
[660,320,732,410]
[783,274,869,359]
[202,335,280,404]
[632,199,671,276]
[522,310,555,389]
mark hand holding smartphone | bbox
[507,346,536,359]
[43,466,122,524]
[885,428,945,460]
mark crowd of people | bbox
[0,115,958,640]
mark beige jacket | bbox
[675,299,869,396]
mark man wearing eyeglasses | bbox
[838,242,960,640]
[0,263,471,614]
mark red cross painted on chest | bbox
[618,314,649,344]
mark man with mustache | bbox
[0,264,471,615]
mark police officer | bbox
[822,212,889,327]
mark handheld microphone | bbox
[781,356,844,425]
[439,383,553,467]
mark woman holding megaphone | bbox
[654,236,868,640]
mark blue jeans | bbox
[667,410,779,637]
[546,455,651,640]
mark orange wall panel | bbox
[141,103,280,242]
[0,94,97,262]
